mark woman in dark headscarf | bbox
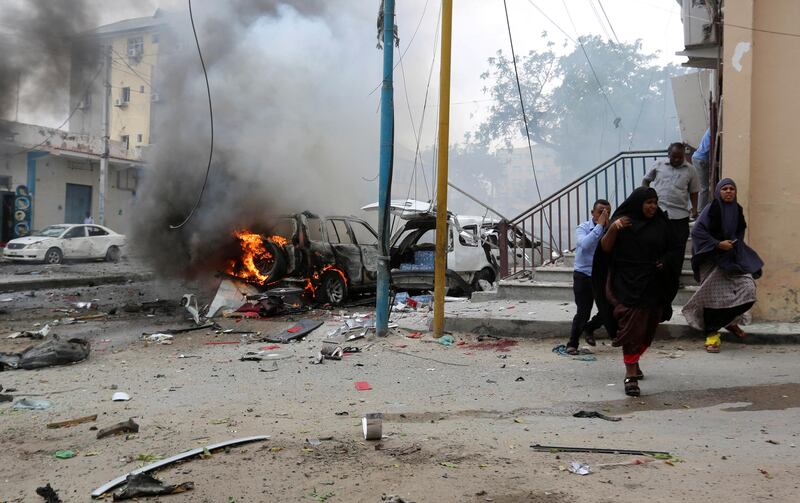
[682,178,763,353]
[592,187,682,397]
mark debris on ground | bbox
[13,398,53,410]
[113,473,194,501]
[54,449,76,459]
[143,333,174,345]
[35,483,62,503]
[437,335,455,346]
[531,444,671,456]
[7,323,51,339]
[262,319,323,343]
[97,418,140,439]
[355,381,372,391]
[362,412,383,440]
[206,279,260,318]
[112,392,131,402]
[180,293,202,325]
[567,461,591,475]
[551,344,594,357]
[0,335,90,370]
[91,435,269,498]
[572,410,622,422]
[381,495,415,503]
[47,414,98,429]
[464,338,518,352]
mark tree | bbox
[471,34,685,177]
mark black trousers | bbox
[568,272,604,348]
[670,217,690,274]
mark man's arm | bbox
[688,166,701,216]
[576,222,603,252]
[690,192,699,217]
[642,167,657,187]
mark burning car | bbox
[226,212,379,305]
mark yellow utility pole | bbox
[432,0,453,338]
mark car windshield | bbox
[36,226,69,237]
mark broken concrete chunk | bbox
[112,473,193,501]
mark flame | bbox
[227,230,279,284]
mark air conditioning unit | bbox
[150,93,160,102]
[114,98,128,107]
[128,48,141,58]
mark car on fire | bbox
[227,212,379,305]
[2,224,126,264]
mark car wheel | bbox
[44,247,63,265]
[471,267,495,291]
[105,245,121,262]
[254,240,288,283]
[319,271,348,305]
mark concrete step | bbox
[533,266,697,286]
[544,253,693,271]
[479,279,699,305]
[444,299,800,344]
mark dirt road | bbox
[1,278,799,502]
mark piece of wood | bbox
[47,414,97,429]
[96,418,139,439]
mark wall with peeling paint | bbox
[721,0,800,321]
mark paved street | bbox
[1,263,798,502]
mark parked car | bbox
[363,200,500,294]
[234,212,380,305]
[2,224,126,264]
[462,216,540,269]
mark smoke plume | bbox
[133,1,388,278]
[0,0,98,122]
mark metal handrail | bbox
[499,149,668,278]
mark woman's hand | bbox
[717,240,735,251]
[613,217,631,231]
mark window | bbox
[121,87,131,103]
[305,217,323,241]
[325,220,353,244]
[120,135,129,150]
[139,85,145,93]
[64,226,86,239]
[349,221,378,246]
[137,134,143,143]
[87,226,108,237]
[0,175,11,191]
[127,37,144,59]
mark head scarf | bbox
[609,187,661,233]
[691,177,763,278]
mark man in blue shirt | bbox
[566,199,611,354]
[692,128,711,211]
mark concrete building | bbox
[675,0,800,322]
[0,120,143,243]
[70,10,165,155]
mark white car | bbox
[3,224,126,264]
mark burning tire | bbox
[255,240,288,283]
[318,271,348,305]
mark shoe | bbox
[704,332,721,353]
[565,346,578,355]
[584,331,596,346]
[624,377,640,397]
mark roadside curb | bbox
[0,273,154,293]
[444,315,800,345]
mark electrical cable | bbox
[596,0,621,44]
[501,0,554,248]
[170,0,214,230]
[587,0,614,43]
[110,48,153,88]
[8,63,104,158]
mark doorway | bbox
[65,183,92,224]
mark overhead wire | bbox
[501,0,553,247]
[110,48,153,88]
[587,0,614,43]
[7,62,104,158]
[595,0,621,44]
[170,0,214,230]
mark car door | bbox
[324,218,363,284]
[347,219,379,283]
[86,225,111,257]
[61,226,91,258]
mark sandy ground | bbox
[1,277,799,502]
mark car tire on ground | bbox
[105,245,121,262]
[318,271,348,306]
[471,267,495,291]
[44,247,63,265]
[255,239,288,283]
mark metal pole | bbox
[432,0,453,338]
[447,181,508,221]
[15,72,20,122]
[99,46,111,226]
[375,0,396,338]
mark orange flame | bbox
[228,230,277,284]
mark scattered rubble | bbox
[0,335,90,370]
[13,398,52,410]
[113,473,194,501]
[97,418,140,439]
[47,415,98,429]
[262,319,323,343]
[35,483,62,503]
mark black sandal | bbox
[624,377,640,397]
[584,332,596,346]
[565,346,578,355]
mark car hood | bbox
[8,236,54,246]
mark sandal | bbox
[584,332,596,346]
[624,377,640,397]
[704,333,722,353]
[635,365,644,380]
[565,346,579,355]
[725,324,746,338]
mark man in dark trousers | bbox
[565,199,611,355]
[642,142,699,275]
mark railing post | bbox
[499,219,509,278]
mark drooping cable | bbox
[501,0,554,247]
[596,0,621,44]
[170,0,214,230]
